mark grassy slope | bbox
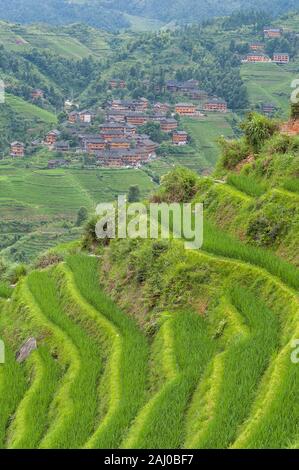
[6,95,57,124]
[0,22,110,59]
[0,166,155,263]
[241,62,296,117]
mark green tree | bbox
[128,185,141,203]
[76,207,88,226]
[240,113,278,152]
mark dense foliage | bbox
[0,0,129,31]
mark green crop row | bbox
[227,174,267,197]
[65,255,149,448]
[185,289,280,448]
[123,310,216,449]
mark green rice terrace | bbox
[0,115,298,449]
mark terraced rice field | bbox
[0,166,155,262]
[241,62,295,117]
[0,219,298,449]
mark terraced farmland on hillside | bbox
[0,219,298,449]
[0,166,155,263]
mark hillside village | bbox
[4,18,299,170]
[9,79,226,168]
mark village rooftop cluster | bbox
[243,27,290,64]
[10,79,229,167]
[9,23,293,167]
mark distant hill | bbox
[0,0,129,31]
[0,0,297,30]
[101,0,298,23]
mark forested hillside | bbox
[102,0,298,23]
[0,0,129,31]
[0,0,298,30]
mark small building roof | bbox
[11,141,24,146]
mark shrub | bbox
[152,167,199,203]
[240,113,278,152]
[35,253,63,270]
[218,137,250,170]
[7,264,27,285]
[227,174,267,197]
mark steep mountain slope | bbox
[0,128,298,447]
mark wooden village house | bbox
[45,130,61,146]
[10,141,25,157]
[175,103,196,116]
[273,53,290,64]
[172,130,188,145]
[203,98,228,112]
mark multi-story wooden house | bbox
[108,139,131,150]
[203,98,228,112]
[126,113,148,126]
[180,79,200,93]
[175,103,196,116]
[273,52,290,64]
[246,53,271,63]
[79,110,94,123]
[153,102,170,114]
[55,141,70,152]
[10,141,25,157]
[250,42,264,51]
[262,103,277,115]
[106,109,127,122]
[45,129,61,146]
[82,137,106,153]
[48,159,68,169]
[187,89,208,101]
[109,79,126,89]
[264,27,283,39]
[100,129,125,141]
[68,111,79,124]
[31,89,44,100]
[160,118,178,133]
[172,131,188,145]
[138,139,158,156]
